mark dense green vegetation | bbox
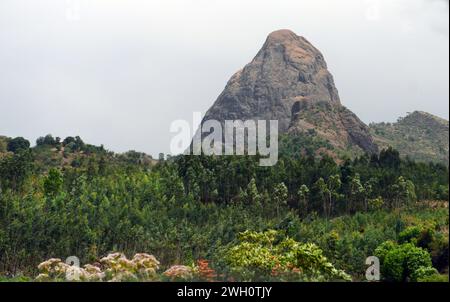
[0,135,448,282]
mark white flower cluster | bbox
[100,252,160,282]
[36,258,103,282]
[36,253,161,282]
[163,265,194,281]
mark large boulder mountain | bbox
[199,29,378,157]
[370,111,449,164]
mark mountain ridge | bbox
[370,111,449,164]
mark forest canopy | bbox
[0,135,448,282]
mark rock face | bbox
[200,29,378,156]
[370,111,449,164]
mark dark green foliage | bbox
[410,266,440,282]
[223,230,351,281]
[378,147,401,170]
[376,242,432,282]
[43,168,63,197]
[399,226,435,251]
[6,137,30,153]
[0,150,33,192]
[173,150,447,216]
[279,134,333,158]
[36,134,60,147]
[62,136,85,152]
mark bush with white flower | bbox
[36,253,161,282]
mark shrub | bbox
[416,273,449,282]
[368,197,384,211]
[399,227,422,245]
[196,259,217,282]
[399,225,436,250]
[411,266,439,282]
[374,241,396,265]
[376,242,433,282]
[163,265,194,281]
[225,230,351,282]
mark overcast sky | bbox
[0,0,448,156]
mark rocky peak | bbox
[265,29,298,43]
[261,30,331,75]
[204,30,342,132]
[199,30,378,156]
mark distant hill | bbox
[370,111,449,165]
[0,134,157,171]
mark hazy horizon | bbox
[0,0,448,157]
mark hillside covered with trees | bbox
[0,134,448,282]
[370,111,449,165]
